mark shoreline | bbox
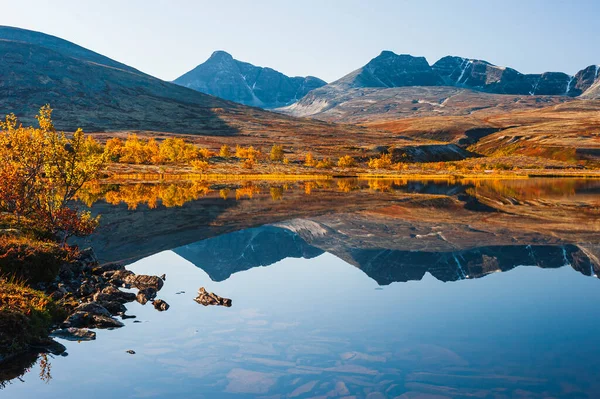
[0,246,167,368]
[102,170,600,183]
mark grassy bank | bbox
[0,279,64,361]
[0,217,68,360]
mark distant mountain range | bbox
[174,51,326,108]
[1,25,598,132]
[176,50,600,113]
[282,51,600,119]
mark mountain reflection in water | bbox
[174,224,598,284]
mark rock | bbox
[91,262,125,276]
[107,269,134,285]
[160,274,166,281]
[124,274,164,291]
[78,281,95,297]
[126,350,136,355]
[136,287,157,305]
[120,314,136,320]
[63,311,124,329]
[49,286,68,301]
[152,299,170,311]
[77,247,98,265]
[74,302,112,318]
[93,286,136,304]
[50,328,96,341]
[98,301,127,315]
[194,287,232,307]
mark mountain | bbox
[581,66,600,98]
[330,51,443,89]
[280,51,599,121]
[0,26,351,138]
[432,56,597,96]
[174,51,326,108]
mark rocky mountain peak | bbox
[174,52,326,108]
[209,50,234,61]
[339,51,443,89]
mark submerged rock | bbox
[194,287,232,307]
[126,350,136,355]
[50,328,96,342]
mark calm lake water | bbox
[3,178,600,398]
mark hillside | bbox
[174,51,326,108]
[0,26,345,138]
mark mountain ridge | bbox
[281,51,600,119]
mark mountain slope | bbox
[174,51,326,108]
[0,26,352,138]
[0,25,139,73]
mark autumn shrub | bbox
[219,145,232,158]
[337,155,357,168]
[236,145,261,161]
[242,158,255,169]
[104,137,124,161]
[198,148,214,159]
[0,106,106,243]
[159,137,200,163]
[304,152,317,167]
[368,153,392,169]
[191,159,210,172]
[316,158,334,169]
[270,145,284,162]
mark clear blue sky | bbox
[1,0,598,82]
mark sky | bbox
[0,0,598,83]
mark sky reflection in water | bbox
[4,245,600,398]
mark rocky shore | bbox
[1,247,168,362]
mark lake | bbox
[2,178,600,398]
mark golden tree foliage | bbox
[0,106,106,242]
[304,152,317,167]
[316,158,334,169]
[368,153,393,169]
[191,159,210,172]
[270,144,284,163]
[337,155,357,168]
[110,135,203,165]
[219,145,232,158]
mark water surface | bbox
[3,178,600,398]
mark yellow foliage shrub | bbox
[337,155,357,168]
